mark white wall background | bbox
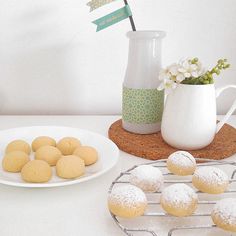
[0,0,235,115]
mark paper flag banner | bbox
[92,5,132,32]
[87,0,116,12]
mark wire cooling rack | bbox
[108,158,236,236]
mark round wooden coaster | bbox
[108,119,236,160]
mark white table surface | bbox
[0,115,235,236]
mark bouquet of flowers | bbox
[158,58,230,93]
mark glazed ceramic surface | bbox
[161,84,236,150]
[122,31,165,134]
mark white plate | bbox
[0,126,119,188]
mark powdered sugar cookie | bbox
[161,183,198,217]
[192,166,229,194]
[167,151,196,176]
[108,185,147,218]
[129,165,163,192]
[211,198,236,232]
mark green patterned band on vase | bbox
[122,87,164,124]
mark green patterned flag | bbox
[92,5,132,32]
[87,0,116,12]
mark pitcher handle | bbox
[216,85,236,133]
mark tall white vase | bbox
[122,31,166,134]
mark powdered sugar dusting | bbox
[129,165,164,192]
[108,185,147,208]
[161,184,198,209]
[168,151,196,168]
[212,198,236,225]
[193,166,229,186]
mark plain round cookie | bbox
[108,185,147,218]
[35,146,62,166]
[167,151,196,176]
[57,137,81,155]
[192,166,229,194]
[160,184,198,217]
[73,146,98,166]
[56,155,85,179]
[211,198,236,232]
[129,165,164,193]
[21,160,52,183]
[5,140,31,155]
[2,151,30,173]
[32,136,56,152]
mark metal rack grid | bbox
[108,158,236,236]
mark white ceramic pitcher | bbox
[161,84,236,150]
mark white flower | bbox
[184,72,191,78]
[159,68,171,81]
[165,79,177,91]
[158,58,206,93]
[168,63,179,76]
[179,58,205,79]
[176,73,185,82]
[158,63,185,91]
[158,77,178,92]
[191,71,200,78]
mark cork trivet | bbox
[108,119,236,160]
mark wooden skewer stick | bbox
[123,0,136,31]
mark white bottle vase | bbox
[122,31,166,134]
